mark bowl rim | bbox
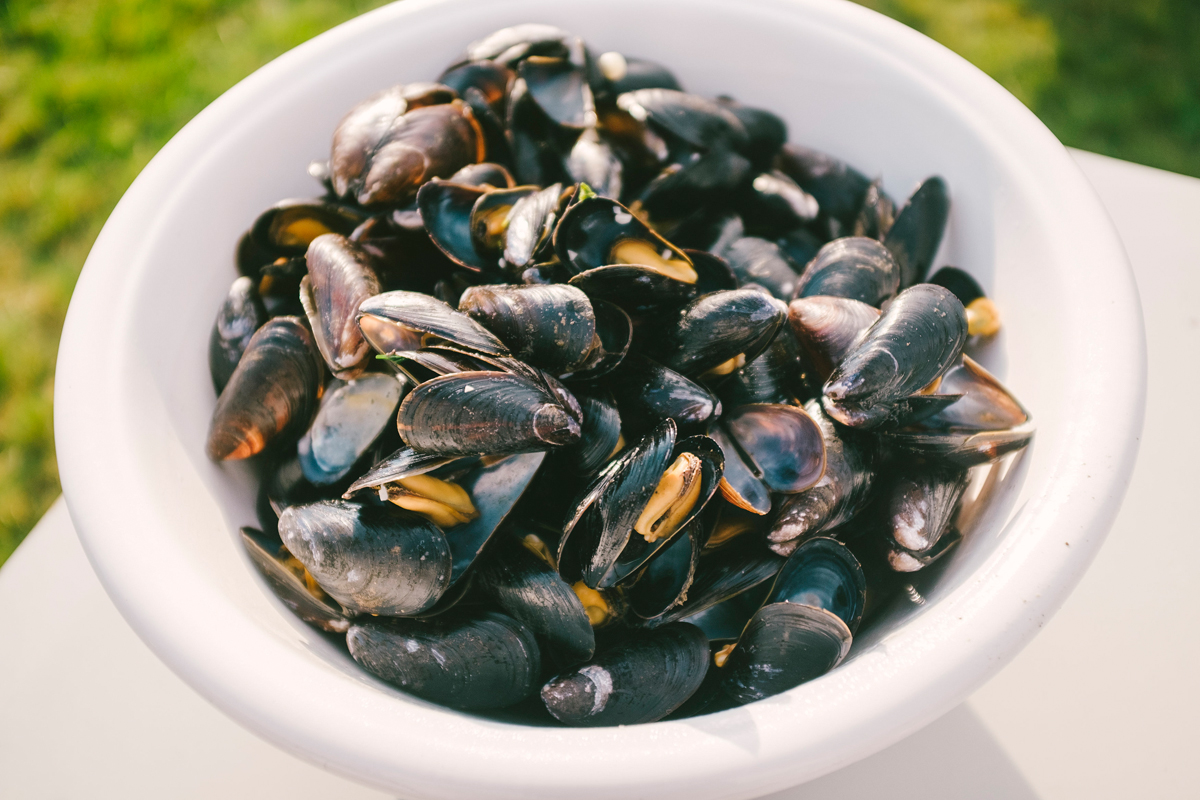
[55,0,1146,797]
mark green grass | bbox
[0,0,1197,566]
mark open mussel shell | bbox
[348,610,541,711]
[567,264,696,313]
[722,403,826,494]
[883,421,1035,467]
[331,91,482,206]
[458,284,596,373]
[561,298,631,381]
[766,401,875,555]
[853,179,896,239]
[767,536,866,633]
[596,52,681,96]
[541,622,709,726]
[643,289,787,378]
[297,373,406,485]
[209,276,266,393]
[518,48,597,130]
[477,529,595,664]
[278,500,450,615]
[609,355,721,436]
[774,143,871,233]
[499,183,566,270]
[635,147,755,220]
[301,234,382,379]
[465,185,537,264]
[930,355,1029,431]
[554,196,696,282]
[397,370,580,456]
[655,529,783,627]
[887,461,970,552]
[240,526,349,633]
[439,61,513,115]
[628,520,701,623]
[709,426,771,515]
[718,323,812,410]
[566,128,623,200]
[207,317,323,461]
[885,176,951,288]
[342,446,466,497]
[462,23,572,66]
[736,171,819,234]
[249,199,367,256]
[823,284,967,429]
[559,421,723,589]
[788,295,880,382]
[441,452,546,587]
[720,236,802,301]
[792,237,900,307]
[929,267,1000,338]
[416,180,490,270]
[357,290,510,358]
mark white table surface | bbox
[2,149,1197,799]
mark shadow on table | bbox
[763,705,1040,800]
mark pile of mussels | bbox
[207,23,1033,725]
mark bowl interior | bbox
[60,0,1136,796]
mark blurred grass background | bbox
[0,0,1197,566]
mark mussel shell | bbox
[927,355,1029,431]
[444,451,545,587]
[774,143,871,231]
[302,234,382,378]
[507,78,576,187]
[854,179,896,239]
[766,401,875,553]
[250,199,366,255]
[775,227,825,271]
[209,276,266,393]
[719,101,788,171]
[466,185,537,263]
[929,266,985,307]
[881,421,1035,467]
[561,298,632,381]
[600,53,681,96]
[788,295,880,381]
[541,622,709,726]
[887,460,969,552]
[686,249,740,294]
[553,196,694,279]
[450,161,516,189]
[206,317,323,461]
[463,23,572,66]
[566,128,623,200]
[767,536,866,633]
[278,500,450,615]
[643,289,787,378]
[628,521,701,622]
[458,283,595,373]
[616,89,748,152]
[501,182,567,270]
[886,526,963,572]
[720,602,851,703]
[718,323,813,409]
[519,51,596,129]
[417,180,489,270]
[343,446,467,497]
[681,583,772,643]
[709,425,772,515]
[348,610,541,710]
[792,237,900,306]
[557,386,622,476]
[736,171,819,235]
[397,370,580,456]
[297,373,406,486]
[823,284,968,429]
[357,290,510,357]
[477,529,595,664]
[717,236,801,301]
[331,92,481,206]
[240,526,349,633]
[885,176,951,288]
[609,355,721,436]
[438,60,513,114]
[635,148,755,220]
[722,403,826,494]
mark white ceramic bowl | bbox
[55,0,1145,797]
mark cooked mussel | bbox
[541,622,709,725]
[240,526,349,633]
[721,403,826,493]
[558,420,723,589]
[720,236,803,301]
[357,290,510,357]
[554,195,696,281]
[930,266,1001,338]
[887,460,970,552]
[788,295,879,381]
[774,143,871,235]
[642,289,787,378]
[278,500,451,615]
[207,316,323,461]
[297,373,406,485]
[627,521,701,623]
[823,284,967,429]
[609,354,721,435]
[348,610,541,710]
[458,283,596,373]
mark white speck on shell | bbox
[578,664,614,715]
